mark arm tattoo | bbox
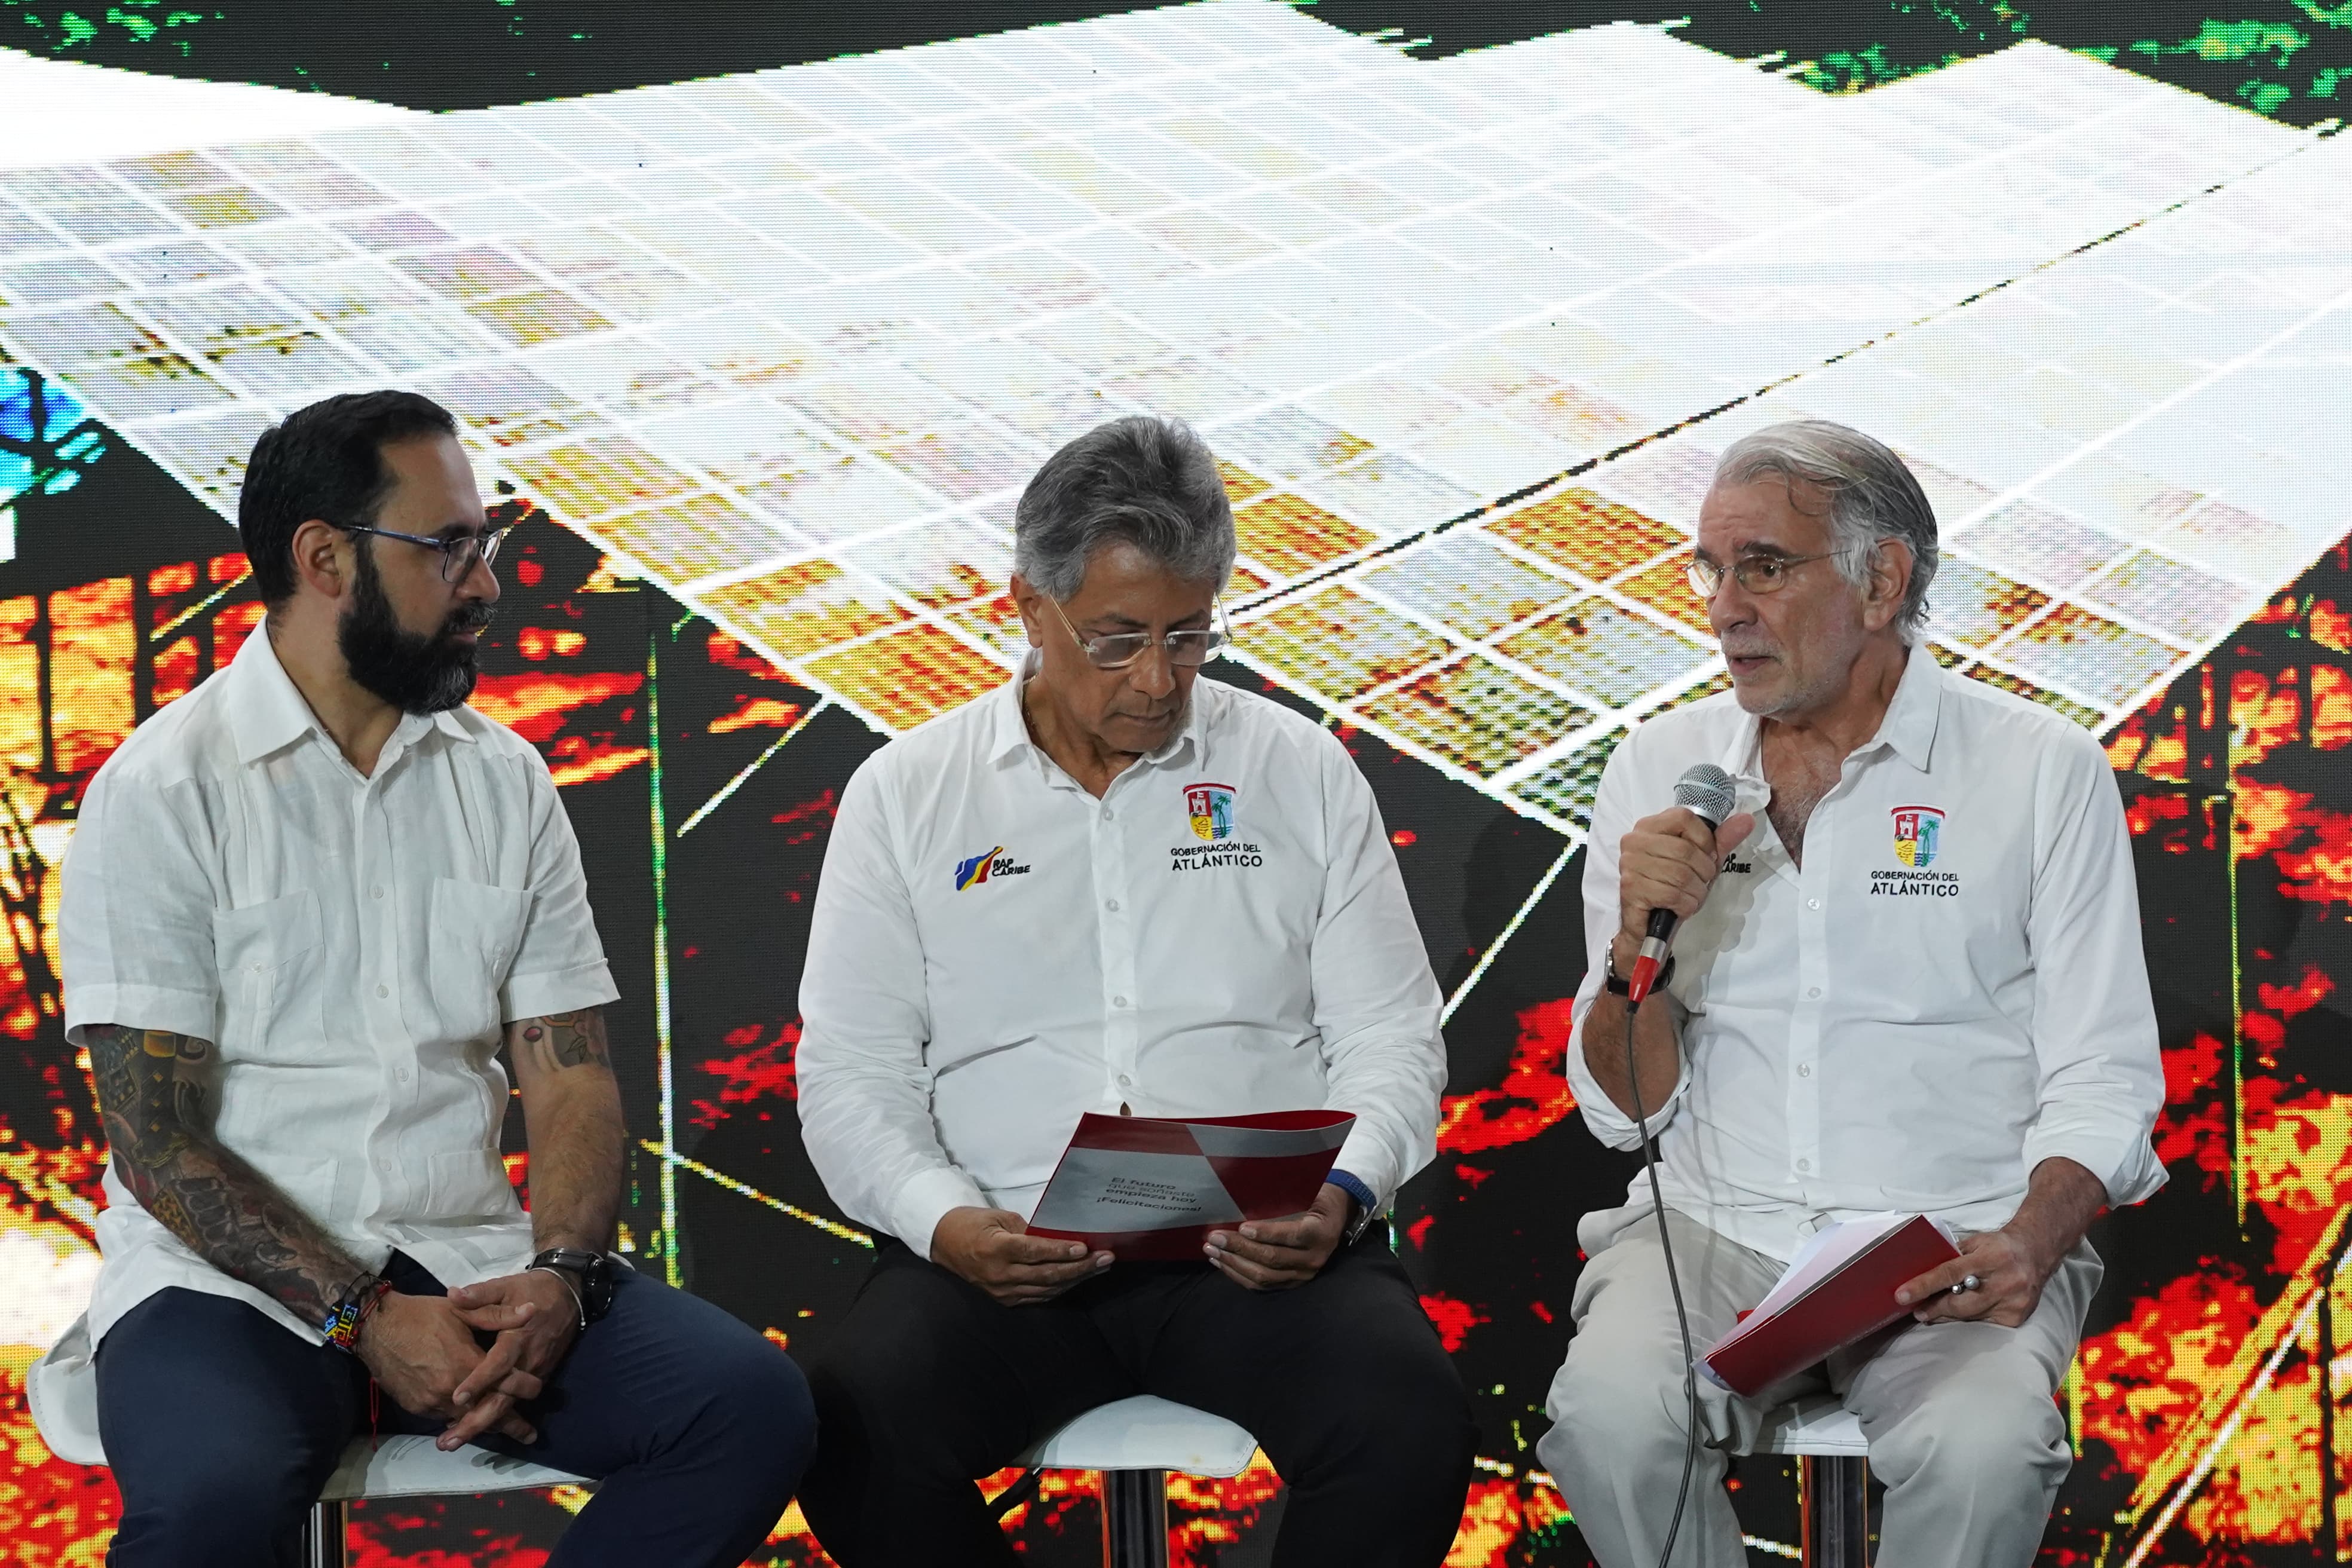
[86,1024,370,1324]
[514,1007,611,1075]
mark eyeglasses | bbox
[339,523,515,583]
[1686,550,1846,601]
[1045,593,1232,670]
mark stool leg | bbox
[1101,1468,1168,1568]
[1799,1455,1869,1568]
[301,1498,348,1568]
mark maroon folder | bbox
[1701,1214,1961,1397]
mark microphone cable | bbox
[1623,991,1700,1568]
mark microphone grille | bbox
[1673,763,1738,827]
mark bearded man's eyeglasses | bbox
[339,523,514,583]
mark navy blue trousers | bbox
[94,1253,815,1568]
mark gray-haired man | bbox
[1539,419,2164,1566]
[793,415,1475,1565]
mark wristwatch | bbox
[1602,942,1674,997]
[528,1247,616,1328]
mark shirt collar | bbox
[227,623,477,767]
[1712,639,1943,785]
[984,652,1206,773]
[226,624,323,767]
[1868,641,1943,771]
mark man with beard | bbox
[1537,419,2163,1566]
[48,391,814,1566]
[794,414,1475,1566]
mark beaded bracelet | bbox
[322,1276,393,1353]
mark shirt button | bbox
[1106,899,1120,912]
[372,886,385,900]
[1797,1158,1812,1173]
[1807,898,1820,910]
[396,1067,410,1082]
[1808,986,1821,999]
[1113,995,1128,1008]
[376,984,390,999]
[1798,1063,1812,1077]
[1117,1074,1133,1088]
[1101,807,1114,821]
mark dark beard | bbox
[338,542,494,715]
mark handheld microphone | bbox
[1624,763,1738,1007]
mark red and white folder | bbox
[1701,1212,1961,1398]
[1025,1110,1356,1261]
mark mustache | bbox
[443,602,497,638]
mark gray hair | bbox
[1713,419,1940,642]
[1012,415,1236,601]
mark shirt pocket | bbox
[427,1147,519,1220]
[428,879,532,1048]
[210,890,326,1064]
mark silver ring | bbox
[1948,1273,1982,1296]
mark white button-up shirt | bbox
[797,664,1447,1256]
[1566,642,2165,1261]
[60,629,617,1346]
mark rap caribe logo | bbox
[1891,806,1944,869]
[1186,782,1236,842]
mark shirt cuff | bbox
[501,961,620,1024]
[889,1166,991,1261]
[2022,1120,2167,1209]
[64,982,216,1046]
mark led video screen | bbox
[3,1,2351,1560]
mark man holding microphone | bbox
[794,414,1475,1565]
[1539,419,2165,1566]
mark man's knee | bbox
[1867,1364,2069,1497]
[690,1331,820,1486]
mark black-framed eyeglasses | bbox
[339,523,515,583]
[1045,593,1232,670]
[1686,550,1845,601]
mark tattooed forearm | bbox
[86,1024,371,1324]
[513,1008,611,1076]
[504,1006,622,1254]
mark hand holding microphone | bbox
[1616,764,1756,1006]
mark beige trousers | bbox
[1536,1206,2100,1568]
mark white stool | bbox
[1755,1395,1870,1567]
[999,1395,1259,1568]
[26,1313,593,1568]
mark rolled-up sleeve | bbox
[61,764,223,1047]
[1310,735,1447,1212]
[2019,728,2166,1206]
[500,749,620,1022]
[797,758,986,1255]
[1562,729,1690,1151]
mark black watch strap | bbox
[1604,954,1674,996]
[529,1247,615,1325]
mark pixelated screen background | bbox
[1,1,2350,1560]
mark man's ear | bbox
[1862,538,1914,633]
[288,519,351,605]
[1007,571,1043,649]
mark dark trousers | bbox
[94,1252,816,1568]
[798,1231,1477,1567]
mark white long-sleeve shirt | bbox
[1566,642,2166,1261]
[796,664,1447,1257]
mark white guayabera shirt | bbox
[797,662,1447,1257]
[60,629,617,1348]
[1566,641,2167,1261]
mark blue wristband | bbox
[1328,1169,1379,1238]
